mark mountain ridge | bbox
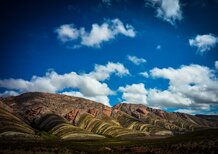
[0,92,217,140]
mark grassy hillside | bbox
[77,113,147,138]
[0,108,39,140]
[35,113,105,140]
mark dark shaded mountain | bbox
[0,92,217,140]
[196,114,218,123]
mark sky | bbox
[0,0,218,115]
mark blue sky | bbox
[0,0,218,115]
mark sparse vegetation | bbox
[77,113,147,138]
[0,129,217,153]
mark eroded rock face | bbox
[23,105,51,123]
[103,106,112,117]
[136,107,149,116]
[65,109,80,124]
[88,108,99,117]
[24,106,43,122]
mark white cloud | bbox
[86,62,130,81]
[127,55,146,65]
[56,18,136,48]
[0,90,19,97]
[0,71,112,97]
[0,62,129,106]
[147,89,192,108]
[55,24,80,42]
[215,61,218,70]
[189,34,218,54]
[139,72,149,78]
[61,91,110,106]
[118,83,148,105]
[145,0,182,25]
[118,63,218,113]
[150,64,218,105]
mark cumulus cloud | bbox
[0,62,129,106]
[145,0,182,25]
[118,83,148,105]
[0,72,112,95]
[118,63,218,114]
[86,62,130,81]
[127,55,146,65]
[56,18,136,48]
[139,72,149,78]
[150,64,218,106]
[147,89,192,108]
[189,34,218,54]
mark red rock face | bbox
[24,106,43,122]
[88,108,99,117]
[136,107,149,116]
[155,110,165,118]
[65,109,80,124]
[103,106,112,117]
[114,109,120,113]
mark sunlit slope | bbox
[113,103,215,132]
[112,109,173,135]
[35,113,105,140]
[77,113,147,138]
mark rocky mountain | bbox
[0,92,217,140]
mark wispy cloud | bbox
[139,72,149,78]
[102,0,111,7]
[127,55,146,65]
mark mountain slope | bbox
[0,92,217,140]
[0,107,37,139]
[113,103,217,132]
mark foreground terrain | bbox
[0,129,218,153]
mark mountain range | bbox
[0,92,217,141]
